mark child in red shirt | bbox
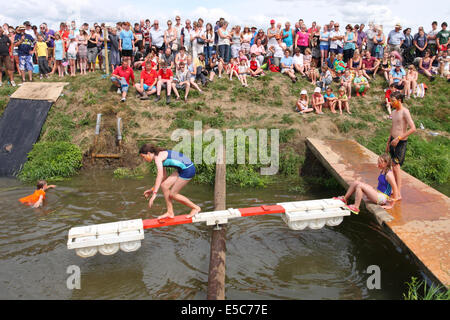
[110,60,135,102]
[385,83,396,118]
[135,61,157,99]
[154,62,174,104]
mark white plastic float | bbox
[67,198,349,258]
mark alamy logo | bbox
[66,265,81,290]
[365,265,381,289]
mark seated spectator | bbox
[340,69,353,99]
[161,47,175,70]
[292,47,305,76]
[333,53,346,77]
[405,65,418,98]
[133,46,147,69]
[323,87,338,113]
[228,57,240,81]
[380,51,391,82]
[186,55,203,93]
[353,69,370,96]
[248,53,264,77]
[250,38,266,65]
[389,62,406,92]
[337,86,350,114]
[418,49,436,81]
[384,83,396,117]
[348,49,362,71]
[238,58,249,87]
[362,50,380,80]
[311,87,325,114]
[316,65,333,91]
[296,89,314,114]
[437,49,449,81]
[208,51,224,79]
[175,46,188,68]
[135,61,157,100]
[280,49,297,83]
[110,60,135,102]
[171,61,191,101]
[193,52,208,86]
[154,61,174,104]
[303,48,312,74]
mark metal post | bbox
[207,146,226,300]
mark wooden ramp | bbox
[306,138,450,287]
[10,82,68,102]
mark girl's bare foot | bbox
[157,212,175,220]
[186,205,201,218]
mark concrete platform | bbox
[306,137,450,287]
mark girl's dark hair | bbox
[139,144,165,155]
[37,180,47,189]
[391,91,404,102]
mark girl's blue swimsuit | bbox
[162,150,196,180]
[377,172,392,196]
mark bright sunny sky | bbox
[1,0,448,33]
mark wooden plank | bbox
[306,137,450,287]
[10,82,69,102]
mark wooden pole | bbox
[104,28,110,75]
[207,146,226,300]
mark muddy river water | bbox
[0,169,423,299]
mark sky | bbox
[1,0,448,33]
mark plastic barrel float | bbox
[67,198,350,258]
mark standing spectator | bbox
[164,20,178,53]
[0,28,15,86]
[241,26,253,55]
[40,23,55,72]
[217,21,231,63]
[329,23,344,55]
[108,28,120,71]
[173,16,182,51]
[142,19,152,53]
[53,33,65,77]
[180,20,193,55]
[343,24,356,62]
[95,25,104,71]
[87,28,98,72]
[204,23,215,65]
[401,28,414,65]
[267,20,278,50]
[436,22,449,53]
[77,30,88,75]
[387,23,405,53]
[23,21,36,40]
[119,22,134,66]
[427,21,439,56]
[67,35,78,76]
[356,24,367,51]
[281,22,294,53]
[191,21,205,60]
[150,20,165,53]
[250,26,258,46]
[373,27,385,59]
[366,23,377,55]
[414,28,428,58]
[110,59,135,102]
[133,23,144,52]
[14,25,35,83]
[230,26,241,59]
[319,25,330,66]
[294,24,309,54]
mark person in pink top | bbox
[294,25,310,54]
[110,60,135,102]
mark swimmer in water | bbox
[19,180,56,208]
[139,144,201,219]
